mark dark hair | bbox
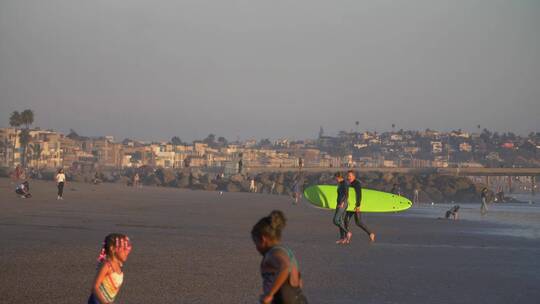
[347,170,356,176]
[97,233,131,263]
[251,210,287,241]
[334,172,343,178]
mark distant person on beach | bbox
[444,205,460,220]
[93,172,102,185]
[252,210,308,304]
[292,176,303,205]
[88,233,132,304]
[14,165,20,180]
[56,169,66,200]
[480,188,489,215]
[496,188,505,203]
[344,170,375,243]
[333,172,350,244]
[250,178,257,193]
[413,188,420,205]
[133,173,140,188]
[391,183,401,195]
[15,181,31,198]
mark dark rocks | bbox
[17,164,496,203]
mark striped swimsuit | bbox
[89,261,123,303]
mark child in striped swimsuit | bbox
[252,210,308,304]
[88,234,132,304]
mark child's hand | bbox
[260,293,273,304]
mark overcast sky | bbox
[0,0,539,142]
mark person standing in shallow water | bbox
[252,210,308,304]
[56,168,66,200]
[480,188,489,215]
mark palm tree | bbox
[9,109,35,167]
[19,129,31,167]
[217,136,228,147]
[171,136,183,145]
[29,143,43,168]
[9,111,22,167]
[20,109,34,129]
[10,111,22,128]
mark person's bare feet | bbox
[369,233,376,242]
[345,232,352,243]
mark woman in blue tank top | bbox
[252,210,308,304]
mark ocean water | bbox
[405,201,540,239]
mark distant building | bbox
[383,160,397,168]
[459,142,472,152]
[403,146,420,154]
[0,128,22,167]
[431,141,443,154]
[390,134,403,141]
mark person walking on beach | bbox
[133,172,140,188]
[56,168,66,200]
[480,188,489,215]
[11,164,23,183]
[88,233,132,304]
[333,172,349,244]
[344,170,375,243]
[250,178,257,192]
[413,188,419,205]
[252,210,308,304]
[292,175,303,205]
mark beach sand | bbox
[1,178,539,303]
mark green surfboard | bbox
[303,185,412,213]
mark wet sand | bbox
[1,178,539,304]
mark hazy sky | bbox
[1,0,539,142]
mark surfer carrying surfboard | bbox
[344,170,376,243]
[333,172,350,244]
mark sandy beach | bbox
[1,178,539,304]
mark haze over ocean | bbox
[1,0,539,141]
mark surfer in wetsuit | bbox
[343,170,375,243]
[333,172,349,244]
[252,210,308,304]
[445,205,460,220]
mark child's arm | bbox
[260,251,290,304]
[91,262,110,304]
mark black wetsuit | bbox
[344,179,372,236]
[333,181,349,239]
[445,205,460,219]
